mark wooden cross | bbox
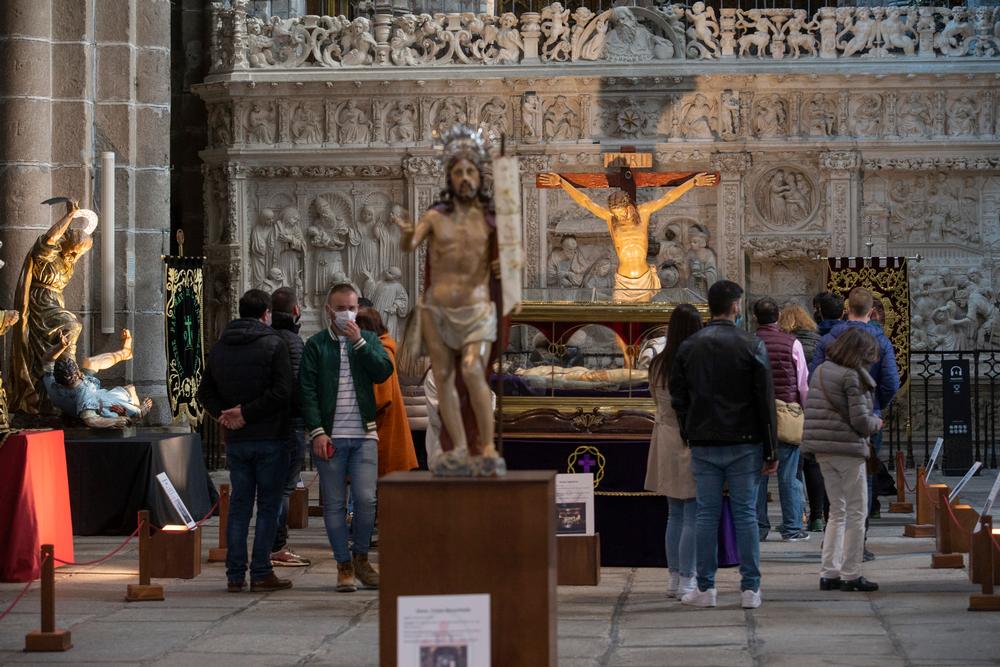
[534,147,706,205]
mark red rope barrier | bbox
[0,554,50,622]
[53,527,140,567]
[194,497,222,528]
[902,474,915,493]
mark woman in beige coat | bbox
[802,327,883,593]
[645,303,703,598]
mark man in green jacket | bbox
[300,283,393,592]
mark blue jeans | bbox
[666,497,697,578]
[226,438,288,582]
[757,443,804,537]
[315,437,378,563]
[272,428,306,553]
[691,444,763,593]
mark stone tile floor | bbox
[1,470,998,666]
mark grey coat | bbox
[801,361,881,459]
[645,380,696,499]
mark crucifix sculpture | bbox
[537,150,718,302]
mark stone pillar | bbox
[710,151,753,287]
[402,155,444,296]
[819,150,862,257]
[0,0,172,423]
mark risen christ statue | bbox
[538,171,717,302]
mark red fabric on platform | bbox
[0,430,74,582]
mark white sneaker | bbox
[681,587,717,607]
[741,589,762,609]
[678,575,697,596]
[666,571,681,598]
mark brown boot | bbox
[249,572,292,592]
[336,560,357,593]
[352,553,379,590]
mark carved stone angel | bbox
[489,12,523,65]
[679,94,716,139]
[389,14,420,66]
[341,16,377,66]
[685,2,721,59]
[540,2,572,62]
[338,99,371,144]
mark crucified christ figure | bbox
[537,171,718,302]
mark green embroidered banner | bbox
[164,256,205,426]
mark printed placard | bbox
[397,594,490,667]
[948,462,982,504]
[975,472,1000,533]
[556,473,595,536]
[155,472,196,529]
[925,437,944,481]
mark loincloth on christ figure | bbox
[420,300,497,351]
[613,265,660,303]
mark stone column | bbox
[517,155,550,289]
[710,151,753,287]
[819,150,862,257]
[402,155,444,297]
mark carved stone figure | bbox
[246,101,275,144]
[261,266,285,294]
[540,171,717,302]
[434,98,467,137]
[249,208,277,288]
[352,204,380,287]
[757,168,813,227]
[582,257,613,289]
[851,94,882,136]
[948,95,979,136]
[839,8,877,57]
[784,9,818,58]
[929,302,971,351]
[603,7,673,63]
[882,8,917,55]
[521,93,540,142]
[386,101,416,143]
[754,95,787,138]
[737,9,775,58]
[208,104,232,146]
[247,19,275,67]
[395,126,504,475]
[547,235,587,288]
[720,90,740,138]
[341,16,377,66]
[491,12,524,65]
[686,2,721,59]
[679,94,715,139]
[11,201,96,414]
[309,196,350,308]
[363,266,410,340]
[338,99,371,144]
[540,2,572,62]
[378,205,407,276]
[897,93,931,137]
[389,14,420,66]
[43,329,152,428]
[804,94,836,137]
[291,103,323,144]
[965,267,996,348]
[685,224,717,297]
[479,97,507,139]
[275,206,305,293]
[544,95,579,141]
[656,226,687,285]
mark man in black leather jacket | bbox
[199,289,293,594]
[669,280,778,610]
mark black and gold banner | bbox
[164,256,205,426]
[826,257,910,388]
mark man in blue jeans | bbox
[670,280,778,609]
[199,289,294,593]
[753,297,810,542]
[300,283,393,592]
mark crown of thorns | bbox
[437,124,488,165]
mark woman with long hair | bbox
[779,302,827,532]
[644,303,704,598]
[802,327,883,592]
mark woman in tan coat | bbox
[802,327,882,593]
[645,303,703,598]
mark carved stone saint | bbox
[754,95,787,138]
[720,90,740,138]
[338,99,371,144]
[804,94,836,137]
[208,104,232,146]
[603,7,674,63]
[679,94,715,139]
[275,206,306,293]
[897,93,931,137]
[378,205,407,275]
[948,95,979,136]
[291,104,323,144]
[386,101,416,143]
[352,204,380,287]
[308,196,351,308]
[851,94,883,137]
[363,266,410,340]
[434,99,467,137]
[249,208,277,289]
[479,97,507,139]
[685,224,717,297]
[521,93,540,143]
[246,101,275,144]
[547,235,586,288]
[543,95,579,141]
[261,267,285,294]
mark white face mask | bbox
[333,309,356,326]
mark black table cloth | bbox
[64,432,214,536]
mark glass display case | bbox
[498,288,707,436]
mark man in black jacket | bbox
[199,289,293,593]
[269,287,310,568]
[670,280,778,610]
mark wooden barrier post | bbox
[889,450,913,513]
[904,467,948,538]
[932,487,965,569]
[208,483,229,562]
[308,484,323,518]
[288,486,309,529]
[24,545,72,652]
[125,510,165,602]
[969,516,1000,611]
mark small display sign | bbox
[397,594,490,667]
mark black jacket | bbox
[198,318,293,442]
[669,319,777,462]
[271,311,304,420]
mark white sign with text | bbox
[948,462,982,503]
[397,594,490,667]
[925,437,945,481]
[556,473,595,536]
[155,472,196,529]
[976,472,1000,533]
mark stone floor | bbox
[1,470,998,666]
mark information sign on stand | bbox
[942,360,974,475]
[976,472,1000,533]
[948,462,983,504]
[556,473,595,536]
[155,473,196,529]
[925,437,944,482]
[397,594,490,667]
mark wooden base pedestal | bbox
[308,505,323,517]
[889,501,913,513]
[24,630,72,652]
[932,553,965,568]
[149,527,201,579]
[969,594,1000,611]
[904,524,935,538]
[558,534,601,586]
[288,487,309,529]
[125,584,164,602]
[378,471,557,667]
[207,547,227,562]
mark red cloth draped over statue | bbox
[0,430,74,582]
